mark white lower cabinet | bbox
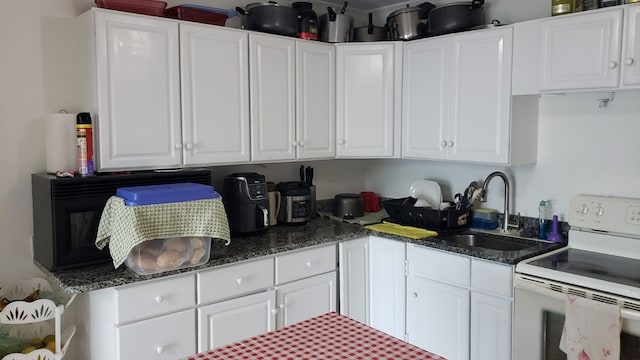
[276,271,336,328]
[339,236,405,339]
[197,290,276,352]
[117,309,196,359]
[406,244,514,360]
[76,245,338,358]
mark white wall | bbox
[364,92,640,220]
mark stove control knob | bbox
[579,204,589,215]
[595,206,604,217]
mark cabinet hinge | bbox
[404,259,408,277]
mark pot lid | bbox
[246,1,283,10]
[388,5,421,18]
[470,19,504,30]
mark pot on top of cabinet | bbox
[239,1,299,37]
[427,0,486,36]
[319,6,354,43]
[353,13,388,42]
[386,3,434,40]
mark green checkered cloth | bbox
[96,196,231,268]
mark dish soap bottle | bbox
[538,200,549,239]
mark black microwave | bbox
[31,169,213,271]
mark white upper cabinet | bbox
[180,24,250,165]
[539,8,623,91]
[296,41,336,160]
[335,42,401,158]
[80,9,252,171]
[622,4,640,87]
[86,10,182,171]
[403,28,518,164]
[249,33,296,162]
[535,4,640,92]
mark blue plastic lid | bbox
[181,4,238,17]
[117,182,219,206]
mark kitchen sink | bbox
[437,232,534,252]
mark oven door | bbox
[514,275,640,360]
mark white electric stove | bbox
[513,194,640,360]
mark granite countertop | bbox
[40,216,565,294]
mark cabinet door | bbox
[117,309,196,360]
[180,24,250,165]
[369,236,405,339]
[250,33,296,162]
[336,43,400,158]
[539,9,623,91]
[406,277,470,360]
[276,271,336,328]
[197,290,276,351]
[339,238,369,324]
[622,4,640,87]
[448,28,512,164]
[470,292,512,360]
[94,11,181,171]
[296,41,335,160]
[402,37,450,160]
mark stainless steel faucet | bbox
[479,171,516,232]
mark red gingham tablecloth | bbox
[183,312,445,360]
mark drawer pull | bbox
[155,296,163,303]
[305,262,312,268]
[156,346,164,354]
[236,278,244,285]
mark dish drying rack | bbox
[0,278,76,360]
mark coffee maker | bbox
[222,173,269,235]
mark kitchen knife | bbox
[306,166,313,186]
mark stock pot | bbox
[386,3,433,41]
[427,0,485,36]
[238,2,298,37]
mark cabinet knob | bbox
[279,303,285,309]
[608,61,618,69]
[625,58,634,66]
[185,143,193,150]
[236,278,243,285]
[175,144,183,149]
[441,141,447,147]
[271,308,278,315]
[413,292,418,298]
[338,139,346,145]
[155,296,163,303]
[291,141,298,146]
[298,141,305,148]
[156,346,164,354]
[448,140,454,147]
[305,261,312,268]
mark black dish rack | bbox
[382,197,470,231]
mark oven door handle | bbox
[515,275,640,322]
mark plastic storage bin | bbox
[125,237,212,275]
[382,197,470,231]
[165,5,230,26]
[116,182,218,206]
[95,0,168,17]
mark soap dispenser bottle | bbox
[538,200,548,239]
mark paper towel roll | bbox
[45,113,77,173]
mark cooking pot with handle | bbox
[428,0,485,36]
[386,2,434,41]
[353,12,388,42]
[241,1,299,37]
[319,6,353,43]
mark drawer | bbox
[408,244,470,287]
[197,257,274,304]
[117,309,196,360]
[471,259,513,298]
[115,274,196,324]
[276,244,336,285]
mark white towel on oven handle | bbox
[559,294,621,360]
